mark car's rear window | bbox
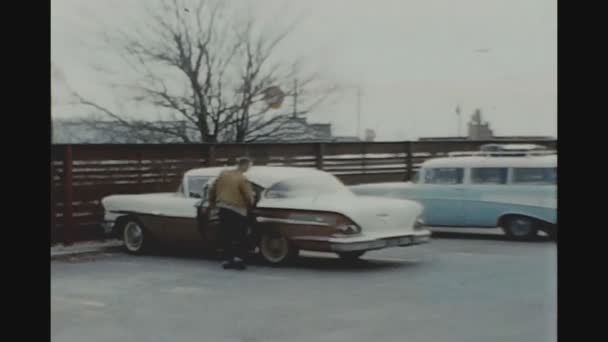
[512,168,556,185]
[266,174,352,198]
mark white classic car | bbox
[102,166,430,265]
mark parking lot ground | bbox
[51,233,556,342]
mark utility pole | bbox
[292,79,298,118]
[456,105,462,137]
[356,87,362,139]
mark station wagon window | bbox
[471,168,508,185]
[410,171,420,184]
[512,168,557,185]
[424,168,464,185]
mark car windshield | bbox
[265,173,352,198]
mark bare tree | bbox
[71,0,335,143]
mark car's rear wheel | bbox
[501,216,539,240]
[338,251,366,261]
[259,232,298,265]
[123,220,150,254]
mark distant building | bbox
[468,109,493,140]
[52,117,357,144]
[364,129,376,142]
[52,119,195,144]
[419,109,554,142]
[419,136,555,142]
[254,117,334,143]
[331,136,361,142]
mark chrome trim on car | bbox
[101,221,115,234]
[256,216,331,227]
[330,234,430,252]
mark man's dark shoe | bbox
[233,262,247,270]
[233,257,247,270]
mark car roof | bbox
[184,166,329,188]
[350,182,406,189]
[421,155,557,168]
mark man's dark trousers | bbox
[218,207,248,263]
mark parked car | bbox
[350,152,557,240]
[102,166,430,264]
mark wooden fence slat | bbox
[62,146,74,245]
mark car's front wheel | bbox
[123,220,150,254]
[259,232,299,266]
[501,216,539,240]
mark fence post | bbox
[63,145,74,245]
[50,158,56,243]
[361,143,366,175]
[405,141,413,181]
[207,144,216,166]
[315,143,325,170]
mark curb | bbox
[51,240,124,259]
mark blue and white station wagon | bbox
[350,147,557,240]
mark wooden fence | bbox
[51,140,556,243]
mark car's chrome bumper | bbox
[101,221,115,235]
[292,230,431,253]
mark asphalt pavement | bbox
[51,232,556,342]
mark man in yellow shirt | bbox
[209,157,255,270]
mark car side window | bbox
[187,176,212,198]
[471,168,508,185]
[512,168,556,185]
[424,168,464,185]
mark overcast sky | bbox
[51,0,557,140]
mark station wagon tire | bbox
[502,216,539,240]
[259,232,299,265]
[123,219,151,254]
[338,251,366,261]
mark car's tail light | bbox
[414,216,425,231]
[282,211,361,235]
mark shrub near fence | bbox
[51,140,556,243]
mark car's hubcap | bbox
[510,218,533,237]
[261,235,288,263]
[124,222,143,251]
